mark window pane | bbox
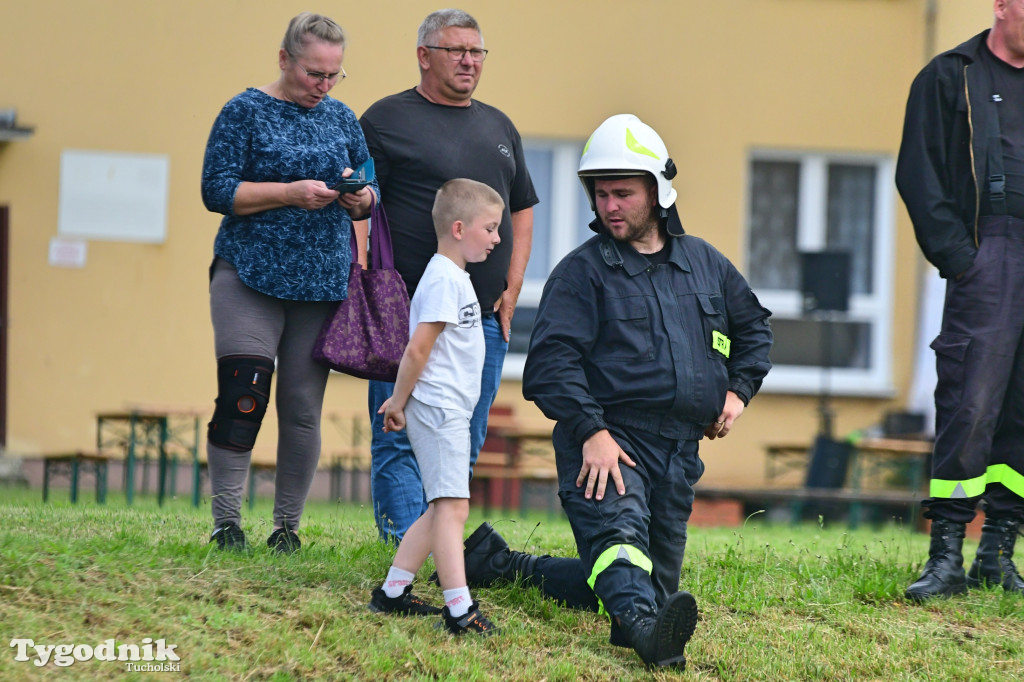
[769,317,871,369]
[523,148,553,280]
[748,160,800,290]
[509,306,537,355]
[827,164,875,295]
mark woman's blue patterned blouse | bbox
[201,88,378,301]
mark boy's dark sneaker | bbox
[368,584,441,616]
[267,526,300,554]
[440,601,499,636]
[210,522,247,551]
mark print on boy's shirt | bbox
[458,302,481,328]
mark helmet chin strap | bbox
[664,203,685,237]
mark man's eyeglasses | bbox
[424,45,488,62]
[299,65,346,84]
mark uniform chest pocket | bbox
[696,293,729,361]
[597,295,654,360]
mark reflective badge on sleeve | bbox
[712,331,731,358]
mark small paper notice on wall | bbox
[49,237,88,268]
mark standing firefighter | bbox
[458,114,773,668]
[896,0,1024,600]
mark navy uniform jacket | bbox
[523,223,773,446]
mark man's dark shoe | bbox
[906,518,968,601]
[267,526,301,555]
[617,590,698,668]
[456,522,539,588]
[368,584,441,616]
[440,601,499,636]
[210,522,247,551]
[966,517,1024,593]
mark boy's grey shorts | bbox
[405,396,471,502]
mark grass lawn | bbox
[1,487,1021,681]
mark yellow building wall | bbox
[0,1,999,485]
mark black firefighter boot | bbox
[615,590,699,669]
[966,517,1024,593]
[461,522,540,588]
[905,518,968,601]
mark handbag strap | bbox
[347,195,396,271]
[369,196,396,270]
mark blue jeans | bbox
[369,315,508,542]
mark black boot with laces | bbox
[905,518,968,601]
[966,517,1024,593]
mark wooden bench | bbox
[471,416,559,518]
[694,485,923,528]
[42,451,112,504]
[95,405,206,507]
[755,436,933,527]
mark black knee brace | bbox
[208,355,274,451]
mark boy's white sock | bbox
[443,586,473,617]
[383,566,416,598]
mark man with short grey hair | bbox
[360,9,538,544]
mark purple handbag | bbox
[312,199,410,381]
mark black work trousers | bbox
[527,423,703,627]
[928,215,1024,523]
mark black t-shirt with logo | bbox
[360,89,539,309]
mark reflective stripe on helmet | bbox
[626,128,659,160]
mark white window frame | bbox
[503,139,587,379]
[747,149,896,397]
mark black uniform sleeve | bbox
[895,61,977,279]
[522,271,608,444]
[721,261,773,405]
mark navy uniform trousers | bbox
[524,422,704,623]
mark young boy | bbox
[368,178,504,635]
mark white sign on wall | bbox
[58,149,169,243]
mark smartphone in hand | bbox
[330,157,374,193]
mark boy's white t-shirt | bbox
[409,253,484,416]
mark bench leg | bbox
[97,462,107,504]
[849,501,862,529]
[248,467,255,511]
[70,457,80,504]
[789,499,803,525]
[43,460,51,503]
[192,456,202,509]
[167,457,177,500]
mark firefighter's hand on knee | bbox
[578,430,636,500]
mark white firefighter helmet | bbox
[578,114,678,212]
